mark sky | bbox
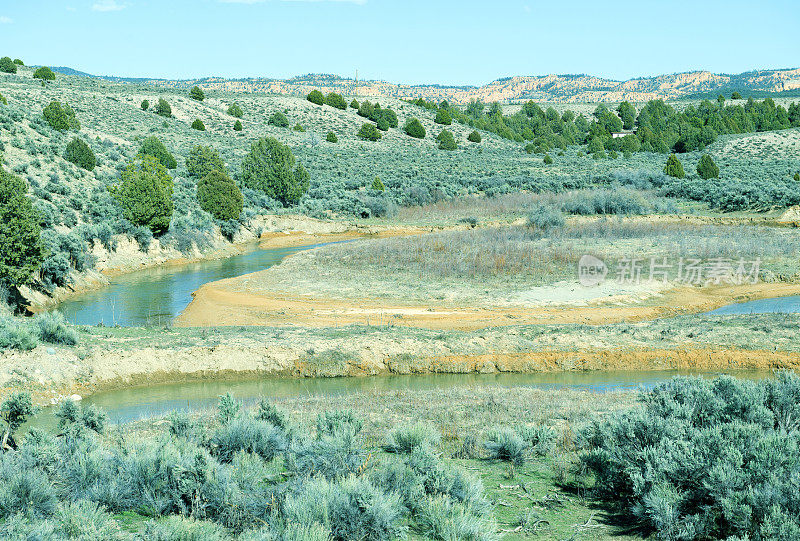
[0,0,798,86]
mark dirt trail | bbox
[177,279,800,330]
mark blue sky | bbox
[0,0,797,85]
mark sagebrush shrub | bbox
[209,415,287,463]
[525,203,565,231]
[416,495,498,541]
[283,475,407,541]
[384,422,441,454]
[582,372,800,539]
[483,427,526,465]
[34,311,78,345]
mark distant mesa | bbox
[46,67,800,105]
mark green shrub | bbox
[209,415,287,462]
[143,516,228,541]
[483,427,526,465]
[227,103,243,117]
[371,176,385,192]
[189,86,205,102]
[111,156,174,234]
[64,138,96,171]
[0,168,44,288]
[155,98,172,118]
[186,145,225,179]
[1,391,37,449]
[197,169,243,221]
[515,425,555,456]
[543,154,553,164]
[316,410,364,436]
[326,131,338,143]
[293,123,305,132]
[140,99,149,110]
[795,172,800,182]
[403,117,425,139]
[217,392,240,425]
[33,67,55,81]
[240,137,309,205]
[434,109,452,125]
[358,123,382,141]
[0,57,17,74]
[697,153,719,179]
[55,399,107,434]
[436,130,457,151]
[0,316,38,351]
[525,203,565,231]
[191,118,206,131]
[350,99,359,109]
[325,92,347,110]
[255,398,288,430]
[0,92,6,105]
[384,422,441,454]
[268,111,289,128]
[34,311,78,345]
[43,101,80,131]
[0,468,56,519]
[283,475,407,541]
[467,130,481,143]
[664,153,685,179]
[138,136,177,169]
[416,495,498,541]
[306,90,325,105]
[582,372,800,539]
[233,120,242,131]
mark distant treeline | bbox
[407,96,800,156]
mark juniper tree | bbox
[185,145,225,179]
[141,99,149,111]
[227,103,243,118]
[155,98,172,117]
[64,138,96,171]
[111,156,174,234]
[434,109,452,125]
[0,168,44,289]
[306,90,324,105]
[357,123,382,141]
[0,57,16,74]
[664,153,685,178]
[467,130,481,143]
[191,118,206,131]
[33,67,56,81]
[696,154,719,179]
[403,118,425,139]
[240,137,309,205]
[436,130,457,150]
[138,136,177,169]
[233,120,243,131]
[189,86,205,101]
[197,169,243,221]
